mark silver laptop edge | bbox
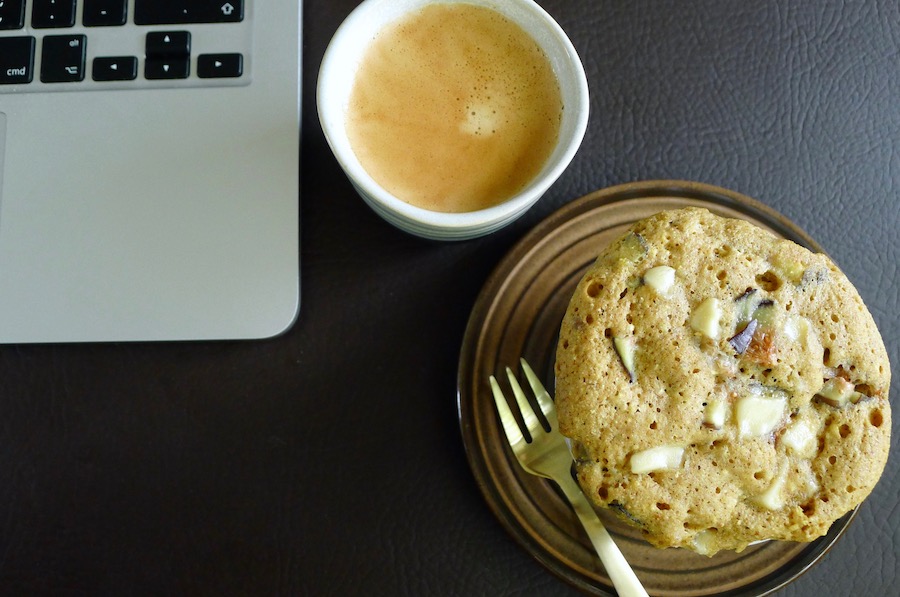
[0,1,301,343]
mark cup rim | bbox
[317,0,590,236]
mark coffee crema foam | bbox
[346,3,563,213]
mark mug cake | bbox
[555,207,891,556]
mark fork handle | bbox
[556,474,650,597]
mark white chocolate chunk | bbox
[784,460,819,501]
[755,465,788,510]
[771,254,805,284]
[704,399,727,429]
[644,265,676,296]
[781,419,816,457]
[783,314,809,345]
[690,297,722,340]
[797,465,819,498]
[630,445,684,474]
[692,530,717,556]
[735,393,786,437]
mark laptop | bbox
[0,0,301,343]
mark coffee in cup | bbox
[345,3,563,214]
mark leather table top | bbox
[1,1,896,595]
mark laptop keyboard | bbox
[0,0,252,91]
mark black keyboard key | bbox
[83,0,127,26]
[134,0,243,25]
[146,31,191,58]
[145,58,190,80]
[0,36,35,84]
[32,0,77,28]
[197,53,242,78]
[40,34,86,82]
[92,56,137,81]
[0,0,27,30]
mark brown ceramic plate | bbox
[457,181,856,596]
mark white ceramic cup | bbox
[317,0,589,241]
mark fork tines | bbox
[489,358,555,443]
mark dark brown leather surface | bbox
[1,1,896,595]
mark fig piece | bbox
[614,232,648,263]
[613,336,636,382]
[728,319,759,354]
[814,377,860,407]
[752,300,776,328]
[734,288,758,322]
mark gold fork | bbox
[490,359,649,597]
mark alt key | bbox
[40,34,86,82]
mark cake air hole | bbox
[755,270,782,291]
[870,409,884,428]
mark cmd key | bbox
[0,36,35,84]
[134,0,243,25]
